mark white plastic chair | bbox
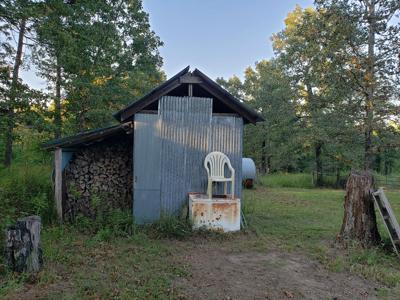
[204,151,235,199]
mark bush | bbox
[0,164,55,225]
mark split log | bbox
[337,171,381,248]
[5,216,43,273]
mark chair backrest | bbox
[204,151,233,178]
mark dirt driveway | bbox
[173,237,380,300]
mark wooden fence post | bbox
[55,147,63,222]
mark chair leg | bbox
[224,182,227,195]
[231,180,235,199]
[207,180,212,199]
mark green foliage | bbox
[146,215,193,239]
[259,173,314,189]
[71,193,137,238]
[1,0,165,165]
[73,208,136,239]
[32,0,165,132]
[0,164,54,222]
[0,128,54,224]
[219,3,400,178]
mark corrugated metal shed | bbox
[45,67,262,224]
[133,96,243,219]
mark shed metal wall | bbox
[211,115,243,198]
[133,96,244,218]
[159,96,212,214]
[133,113,162,223]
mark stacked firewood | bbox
[64,137,133,221]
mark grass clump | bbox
[146,215,193,239]
[73,208,136,241]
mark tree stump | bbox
[5,216,43,273]
[337,171,380,248]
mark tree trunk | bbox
[375,146,381,173]
[315,143,323,187]
[5,216,43,273]
[4,19,26,166]
[267,155,272,174]
[384,148,391,175]
[337,171,380,248]
[54,61,62,139]
[364,1,376,171]
[260,140,267,174]
[335,166,341,188]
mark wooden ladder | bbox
[372,188,400,256]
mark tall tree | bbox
[218,60,298,173]
[316,0,400,171]
[33,0,73,138]
[0,0,36,166]
[59,0,164,132]
[272,6,360,184]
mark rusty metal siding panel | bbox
[133,113,162,223]
[210,116,243,198]
[159,96,212,215]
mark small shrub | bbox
[73,196,136,241]
[74,214,95,233]
[147,215,192,239]
[94,228,113,242]
[107,209,136,236]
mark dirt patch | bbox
[173,240,380,300]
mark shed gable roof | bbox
[113,66,264,124]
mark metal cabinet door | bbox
[133,113,161,224]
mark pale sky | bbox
[21,0,314,90]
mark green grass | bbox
[259,172,347,188]
[2,174,400,299]
[1,227,187,299]
[243,184,400,294]
[259,172,314,188]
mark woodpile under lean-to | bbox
[64,137,133,221]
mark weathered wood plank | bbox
[55,147,63,222]
[372,188,400,255]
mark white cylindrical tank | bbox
[242,158,256,188]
